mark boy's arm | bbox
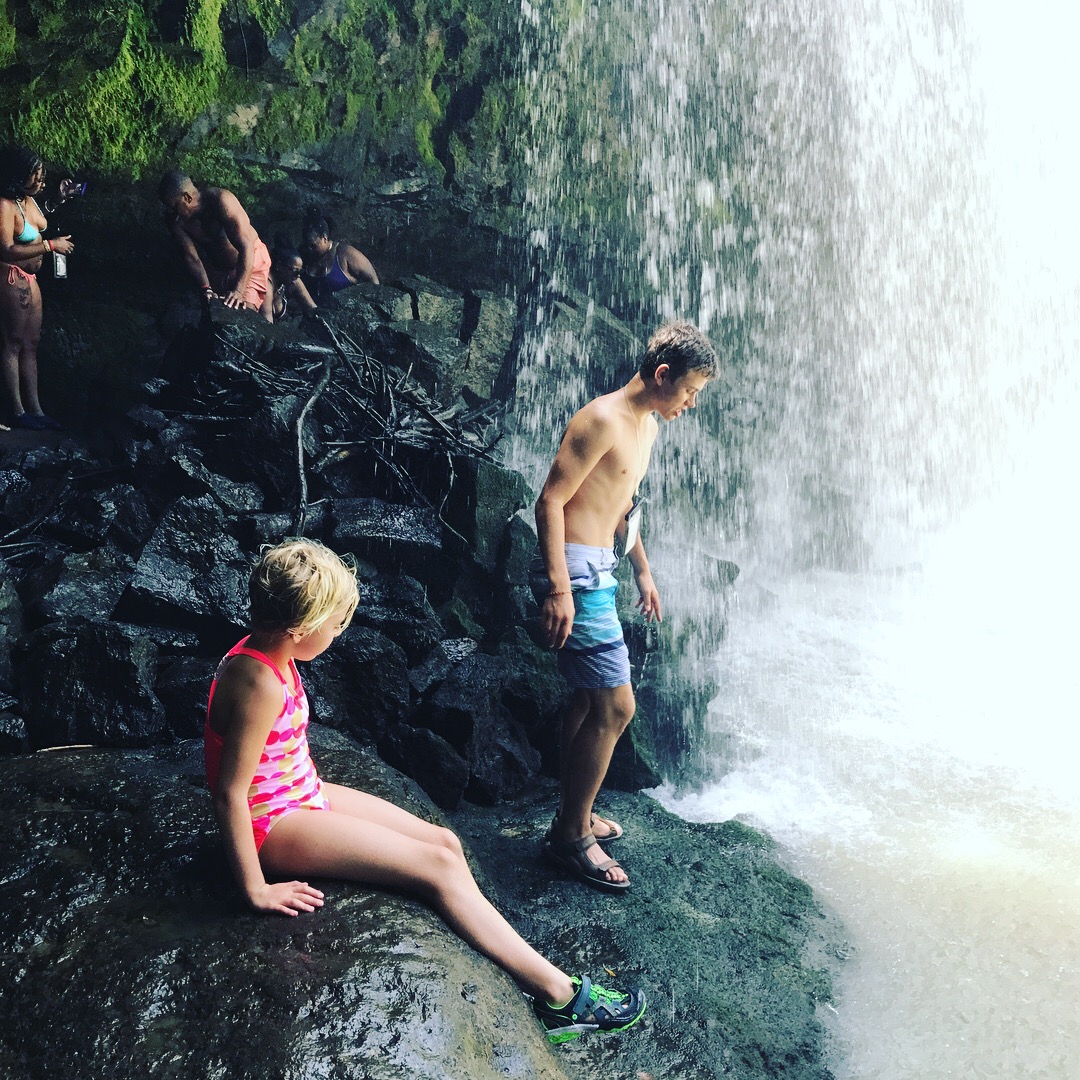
[211,667,324,916]
[535,408,613,648]
[624,536,662,622]
[625,417,661,622]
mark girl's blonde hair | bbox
[249,539,359,638]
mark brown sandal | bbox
[542,833,629,893]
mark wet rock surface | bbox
[0,734,568,1080]
[0,735,837,1080]
[452,783,840,1080]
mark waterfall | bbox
[515,0,1080,1075]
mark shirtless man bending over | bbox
[159,172,274,322]
[534,320,718,892]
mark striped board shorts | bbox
[531,544,631,690]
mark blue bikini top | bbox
[15,198,41,243]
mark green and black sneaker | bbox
[532,975,646,1045]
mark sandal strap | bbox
[568,974,593,1019]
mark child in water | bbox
[204,538,646,1044]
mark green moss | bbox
[1,0,519,190]
[241,0,288,38]
[0,9,15,67]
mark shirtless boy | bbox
[534,320,718,892]
[158,172,274,322]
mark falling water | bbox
[515,0,1080,1075]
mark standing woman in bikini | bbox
[0,145,73,431]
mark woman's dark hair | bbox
[271,236,302,269]
[0,145,44,199]
[301,205,334,243]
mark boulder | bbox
[125,496,250,634]
[18,620,165,749]
[44,482,155,552]
[304,626,410,742]
[379,722,470,810]
[369,321,469,400]
[35,544,136,623]
[0,736,569,1080]
[155,654,215,740]
[330,497,444,580]
[0,701,27,754]
[444,457,532,573]
[459,288,516,400]
[422,652,541,804]
[397,274,466,337]
[353,573,443,664]
[451,781,839,1080]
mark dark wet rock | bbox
[437,596,485,640]
[0,702,27,753]
[353,573,442,664]
[46,482,155,553]
[397,273,466,337]
[124,496,249,634]
[0,560,21,691]
[423,652,541,805]
[445,457,532,573]
[316,282,416,351]
[114,623,202,653]
[497,628,567,754]
[155,654,214,740]
[125,402,171,436]
[407,636,479,697]
[205,301,279,364]
[379,721,470,810]
[245,506,330,548]
[330,497,445,579]
[34,544,136,624]
[18,620,165,749]
[304,626,410,743]
[369,321,469,399]
[0,736,568,1080]
[504,511,538,587]
[231,394,313,503]
[460,288,516,400]
[605,714,664,793]
[452,782,839,1080]
[167,446,266,513]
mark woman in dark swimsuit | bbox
[0,145,75,431]
[300,208,379,305]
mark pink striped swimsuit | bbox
[204,638,330,851]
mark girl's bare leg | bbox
[260,787,575,1005]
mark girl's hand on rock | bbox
[250,881,325,916]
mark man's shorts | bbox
[531,544,631,690]
[209,238,272,309]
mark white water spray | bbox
[517,1,1080,1075]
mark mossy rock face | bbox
[1,0,522,197]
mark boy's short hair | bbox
[249,539,359,637]
[639,320,719,381]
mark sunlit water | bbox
[516,0,1080,1075]
[660,462,1080,1076]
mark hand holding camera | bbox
[58,178,88,200]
